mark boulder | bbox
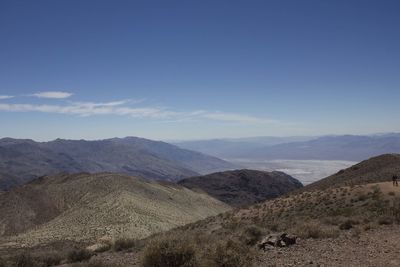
[258,233,297,250]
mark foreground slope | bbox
[82,182,400,267]
[121,155,399,266]
[178,170,303,207]
[0,173,230,247]
[0,137,235,190]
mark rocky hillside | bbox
[178,170,303,207]
[302,154,400,191]
[0,173,230,247]
[0,137,235,191]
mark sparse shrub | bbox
[268,223,279,232]
[363,223,375,231]
[294,222,339,239]
[378,217,393,225]
[339,220,354,230]
[357,194,368,202]
[68,248,93,263]
[70,259,118,267]
[0,258,6,267]
[113,238,137,251]
[141,235,197,267]
[388,192,396,196]
[204,239,254,267]
[36,252,63,267]
[241,225,265,246]
[13,253,37,267]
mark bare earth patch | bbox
[256,225,400,267]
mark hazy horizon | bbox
[1,132,400,143]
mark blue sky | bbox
[0,0,399,141]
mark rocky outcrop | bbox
[258,233,297,250]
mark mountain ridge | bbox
[174,134,400,161]
[0,137,235,191]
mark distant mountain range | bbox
[178,169,303,207]
[0,137,235,191]
[175,134,400,161]
[173,136,314,158]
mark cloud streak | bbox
[0,95,14,100]
[0,100,278,125]
[32,91,73,99]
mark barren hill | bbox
[0,173,230,247]
[0,137,235,191]
[178,169,303,207]
[302,154,400,191]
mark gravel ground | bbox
[257,225,400,267]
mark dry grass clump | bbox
[67,248,93,263]
[70,259,119,267]
[12,253,37,267]
[203,239,254,267]
[377,217,394,225]
[141,234,197,267]
[240,225,266,246]
[0,251,65,267]
[35,252,63,266]
[293,221,339,239]
[141,230,256,267]
[113,238,137,252]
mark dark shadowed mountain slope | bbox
[0,173,230,246]
[178,169,303,207]
[0,137,235,191]
[302,154,400,191]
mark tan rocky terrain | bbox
[0,173,230,249]
[256,225,400,267]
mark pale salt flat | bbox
[229,159,357,185]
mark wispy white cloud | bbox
[193,111,279,124]
[0,95,14,100]
[32,91,73,99]
[0,101,178,119]
[0,97,279,125]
